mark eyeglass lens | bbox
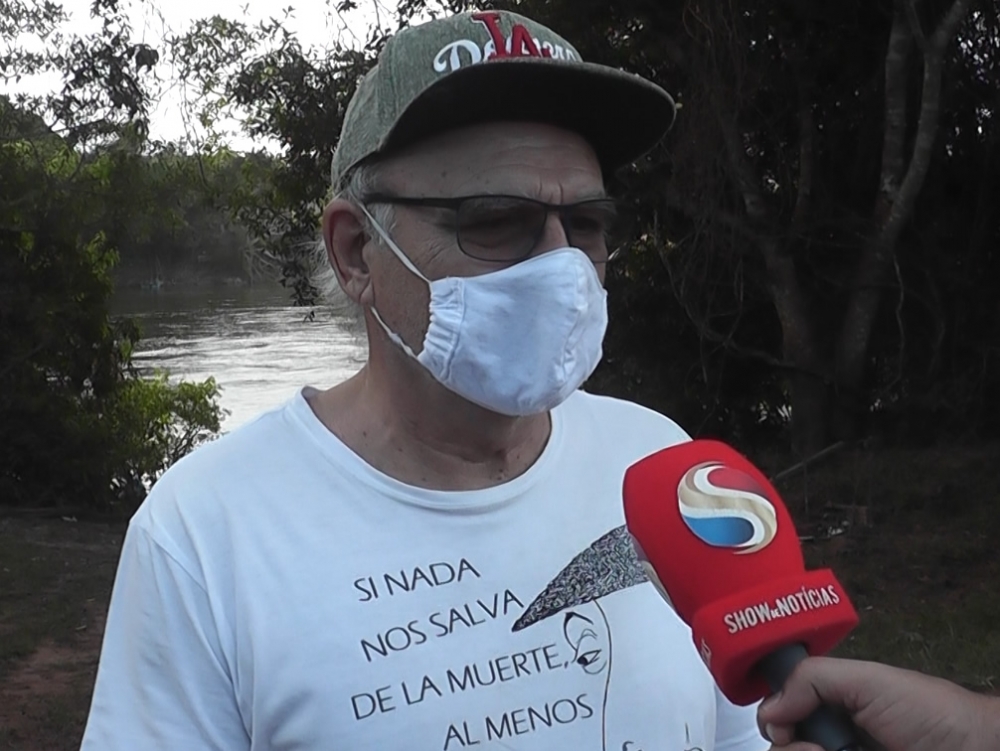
[455,196,626,263]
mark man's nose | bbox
[532,211,571,256]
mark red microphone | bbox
[623,439,861,751]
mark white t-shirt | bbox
[81,389,768,751]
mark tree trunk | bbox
[832,0,971,439]
[715,86,829,455]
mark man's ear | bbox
[322,199,371,305]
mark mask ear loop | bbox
[369,307,420,360]
[359,203,431,283]
[358,203,426,360]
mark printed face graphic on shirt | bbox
[563,610,609,675]
[512,526,652,751]
[510,525,712,751]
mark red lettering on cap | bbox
[471,11,553,60]
[510,25,550,57]
[471,12,508,55]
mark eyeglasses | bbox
[362,193,633,264]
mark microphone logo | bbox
[677,462,778,554]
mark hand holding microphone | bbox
[759,656,1000,751]
[622,440,861,751]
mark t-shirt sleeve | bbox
[80,519,248,751]
[713,684,771,751]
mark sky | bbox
[4,0,401,149]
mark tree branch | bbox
[776,32,817,233]
[881,2,914,205]
[834,0,972,405]
[905,0,929,54]
[685,305,833,383]
[930,0,973,49]
[661,249,832,384]
[791,80,816,231]
[662,196,762,243]
[891,0,973,235]
[883,254,907,395]
[707,85,829,387]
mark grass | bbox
[0,444,998,748]
[772,443,1000,693]
[826,526,1000,693]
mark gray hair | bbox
[309,161,395,332]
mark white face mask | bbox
[360,205,609,416]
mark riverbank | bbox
[112,270,258,291]
[2,444,998,748]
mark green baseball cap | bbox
[330,10,676,188]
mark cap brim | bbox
[383,58,676,173]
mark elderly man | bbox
[82,11,771,751]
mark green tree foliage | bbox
[94,146,259,288]
[174,0,1000,453]
[172,13,379,303]
[106,374,224,508]
[1,3,224,514]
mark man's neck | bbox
[308,364,552,492]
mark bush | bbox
[0,107,223,517]
[106,374,225,511]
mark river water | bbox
[111,286,368,430]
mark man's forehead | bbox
[378,122,604,190]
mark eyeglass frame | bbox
[360,193,631,264]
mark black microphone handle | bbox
[756,643,863,751]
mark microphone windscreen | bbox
[624,440,858,704]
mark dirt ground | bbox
[0,518,122,751]
[0,608,105,750]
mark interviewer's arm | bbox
[757,656,1000,751]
